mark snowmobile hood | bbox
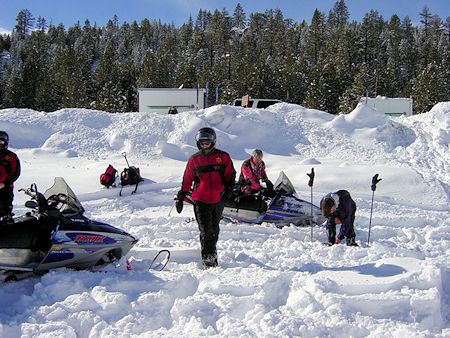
[273,171,297,195]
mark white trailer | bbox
[359,96,413,117]
[138,88,207,114]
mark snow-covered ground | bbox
[0,102,449,337]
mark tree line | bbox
[0,1,448,114]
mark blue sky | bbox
[0,0,448,34]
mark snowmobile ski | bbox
[149,249,170,271]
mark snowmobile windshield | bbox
[43,177,85,215]
[273,171,297,195]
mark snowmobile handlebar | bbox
[19,183,67,214]
[19,183,39,198]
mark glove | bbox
[327,215,336,227]
[232,184,241,197]
[175,190,186,213]
[264,179,274,191]
[336,237,341,244]
[221,189,232,202]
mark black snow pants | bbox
[193,201,224,260]
[0,187,13,218]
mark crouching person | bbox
[320,190,358,246]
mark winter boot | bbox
[346,237,358,246]
[0,214,13,224]
[202,253,218,268]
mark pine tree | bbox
[54,46,92,108]
[384,15,402,97]
[96,80,127,112]
[94,42,126,111]
[119,59,138,111]
[356,10,385,97]
[304,9,325,66]
[339,64,370,113]
[398,16,417,95]
[2,69,25,108]
[15,9,35,38]
[412,62,449,113]
[232,3,246,30]
[0,35,11,52]
[1,5,448,113]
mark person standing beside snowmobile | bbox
[176,127,235,268]
[320,190,358,246]
[238,149,274,196]
[0,131,21,222]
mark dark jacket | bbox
[333,190,356,240]
[181,148,235,204]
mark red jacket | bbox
[182,148,235,204]
[0,150,21,189]
[238,157,268,193]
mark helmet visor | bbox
[199,140,212,146]
[195,131,215,142]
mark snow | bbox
[0,102,449,337]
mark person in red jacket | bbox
[0,131,21,222]
[238,149,274,196]
[176,127,235,268]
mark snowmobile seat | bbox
[0,215,52,252]
[0,216,38,249]
[234,194,267,213]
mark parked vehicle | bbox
[232,98,281,109]
[0,178,138,281]
[222,172,325,227]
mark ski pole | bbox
[122,152,130,167]
[168,199,176,217]
[367,173,382,246]
[307,168,315,241]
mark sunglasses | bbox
[200,140,212,146]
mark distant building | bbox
[138,88,206,114]
[359,96,413,117]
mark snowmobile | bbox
[222,172,325,227]
[0,177,138,281]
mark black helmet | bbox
[195,127,216,153]
[0,131,8,149]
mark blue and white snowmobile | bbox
[0,177,138,281]
[222,172,325,227]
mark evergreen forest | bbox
[0,1,448,114]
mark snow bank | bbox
[0,103,449,337]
